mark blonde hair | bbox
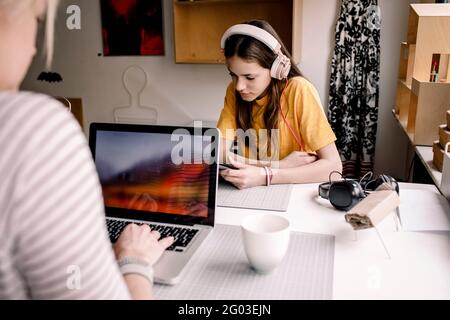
[0,0,59,69]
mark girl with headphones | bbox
[218,20,342,189]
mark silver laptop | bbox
[89,123,219,285]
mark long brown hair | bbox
[223,20,302,139]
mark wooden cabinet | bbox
[393,3,450,146]
[172,0,301,64]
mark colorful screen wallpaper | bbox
[95,131,213,218]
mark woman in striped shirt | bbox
[0,0,173,299]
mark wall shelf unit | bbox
[393,3,450,146]
[172,0,301,64]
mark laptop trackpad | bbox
[153,228,211,285]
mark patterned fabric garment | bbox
[328,0,381,179]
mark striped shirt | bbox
[0,92,130,299]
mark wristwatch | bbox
[117,256,154,284]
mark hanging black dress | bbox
[328,0,381,179]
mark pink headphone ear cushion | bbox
[270,58,280,79]
[280,55,291,79]
[271,55,291,80]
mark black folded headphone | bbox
[318,172,399,211]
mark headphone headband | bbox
[220,23,291,80]
[220,24,282,54]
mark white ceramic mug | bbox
[241,214,290,274]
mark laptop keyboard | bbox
[106,219,199,252]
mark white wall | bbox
[297,0,339,106]
[23,0,230,129]
[22,0,414,180]
[374,0,414,178]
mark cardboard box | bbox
[433,140,444,171]
[439,124,450,151]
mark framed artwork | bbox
[100,0,164,56]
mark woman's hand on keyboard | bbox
[114,223,174,266]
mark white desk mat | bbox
[154,224,335,300]
[217,182,293,211]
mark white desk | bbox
[215,182,450,299]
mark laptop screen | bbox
[89,123,219,226]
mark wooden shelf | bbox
[398,42,416,86]
[406,4,450,82]
[407,79,450,145]
[172,0,296,64]
[392,108,414,144]
[394,4,450,147]
[392,110,445,188]
[394,2,450,187]
[415,145,442,188]
[395,79,411,122]
[394,79,450,146]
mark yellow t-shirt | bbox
[217,76,336,160]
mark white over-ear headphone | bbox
[220,24,291,80]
